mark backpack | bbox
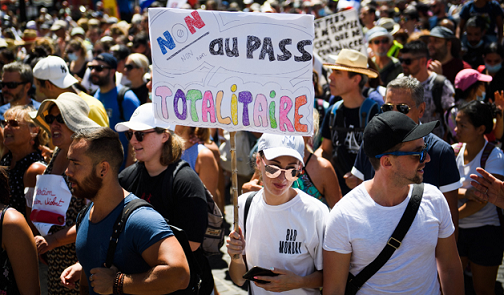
[117,86,130,122]
[431,75,447,117]
[76,198,201,295]
[119,160,225,256]
[328,98,378,175]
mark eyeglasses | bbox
[124,64,138,71]
[88,65,112,72]
[381,103,411,114]
[92,49,103,55]
[0,119,21,127]
[0,81,27,89]
[125,130,156,142]
[44,114,64,125]
[261,157,301,181]
[375,144,430,163]
[401,16,410,22]
[398,56,424,65]
[372,38,390,45]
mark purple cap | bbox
[455,69,492,91]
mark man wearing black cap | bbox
[323,112,463,294]
[88,53,140,169]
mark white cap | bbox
[258,134,304,165]
[26,20,37,30]
[33,56,78,89]
[70,27,85,36]
[115,103,175,132]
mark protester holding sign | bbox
[227,134,328,295]
[30,93,100,294]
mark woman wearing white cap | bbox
[227,134,329,295]
[115,103,215,295]
[29,92,100,294]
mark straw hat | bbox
[324,49,378,78]
[376,18,400,35]
[14,29,37,46]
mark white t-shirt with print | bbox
[454,142,504,228]
[239,189,329,295]
[324,182,454,295]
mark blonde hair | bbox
[127,53,150,74]
[4,105,48,149]
[157,128,185,166]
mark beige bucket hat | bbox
[324,49,378,78]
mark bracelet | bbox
[113,272,122,294]
[118,273,125,294]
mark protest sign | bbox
[313,9,366,62]
[149,8,314,135]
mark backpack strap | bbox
[117,86,130,122]
[346,183,424,293]
[480,142,495,169]
[106,198,154,268]
[0,206,9,245]
[329,100,344,132]
[432,75,446,115]
[75,202,93,232]
[359,98,378,128]
[243,191,258,239]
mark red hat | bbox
[455,69,492,91]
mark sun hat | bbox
[455,69,492,91]
[14,29,37,46]
[31,93,100,135]
[429,26,455,39]
[257,134,305,165]
[366,26,392,43]
[50,20,67,31]
[33,56,78,89]
[70,27,85,37]
[325,49,379,78]
[363,111,439,158]
[376,17,400,35]
[115,103,174,132]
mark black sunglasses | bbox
[44,114,65,124]
[381,103,411,114]
[125,130,156,142]
[124,64,138,71]
[0,119,21,127]
[88,65,112,72]
[372,38,389,45]
[0,81,27,89]
[398,56,424,65]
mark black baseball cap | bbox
[363,112,439,158]
[94,53,117,69]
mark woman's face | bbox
[256,154,301,197]
[3,113,36,149]
[124,57,143,82]
[454,111,483,143]
[484,53,503,67]
[128,128,167,163]
[48,105,73,150]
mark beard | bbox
[68,170,103,200]
[431,46,448,61]
[90,74,110,87]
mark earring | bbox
[101,173,103,177]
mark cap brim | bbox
[403,120,440,142]
[115,121,156,132]
[51,74,78,89]
[263,147,304,165]
[323,63,379,78]
[478,75,493,82]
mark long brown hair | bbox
[156,128,185,166]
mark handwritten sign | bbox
[313,9,366,62]
[149,8,314,135]
[30,175,72,236]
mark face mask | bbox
[67,53,78,61]
[467,39,484,49]
[148,92,152,102]
[477,91,486,101]
[486,63,502,73]
[318,8,326,17]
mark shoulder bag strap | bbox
[243,191,258,294]
[0,206,8,245]
[348,183,424,291]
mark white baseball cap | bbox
[115,103,175,132]
[33,56,78,89]
[258,134,305,165]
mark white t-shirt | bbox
[239,189,329,295]
[454,142,504,228]
[324,182,454,295]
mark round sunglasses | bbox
[125,130,156,142]
[261,157,301,181]
[381,103,411,115]
[44,114,64,125]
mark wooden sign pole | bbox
[230,131,241,259]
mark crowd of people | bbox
[0,0,502,294]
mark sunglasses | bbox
[44,114,64,125]
[372,38,389,45]
[124,64,138,71]
[92,50,103,55]
[0,81,27,89]
[401,16,410,22]
[88,65,112,72]
[0,119,21,127]
[398,57,424,65]
[67,50,74,54]
[381,103,411,114]
[125,130,156,142]
[261,157,301,181]
[375,144,430,163]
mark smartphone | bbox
[242,266,278,284]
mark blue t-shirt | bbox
[352,133,461,193]
[0,99,41,120]
[460,0,504,36]
[75,194,173,295]
[95,85,140,169]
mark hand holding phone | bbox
[242,266,279,284]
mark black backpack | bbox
[76,198,201,295]
[117,86,130,122]
[119,160,225,256]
